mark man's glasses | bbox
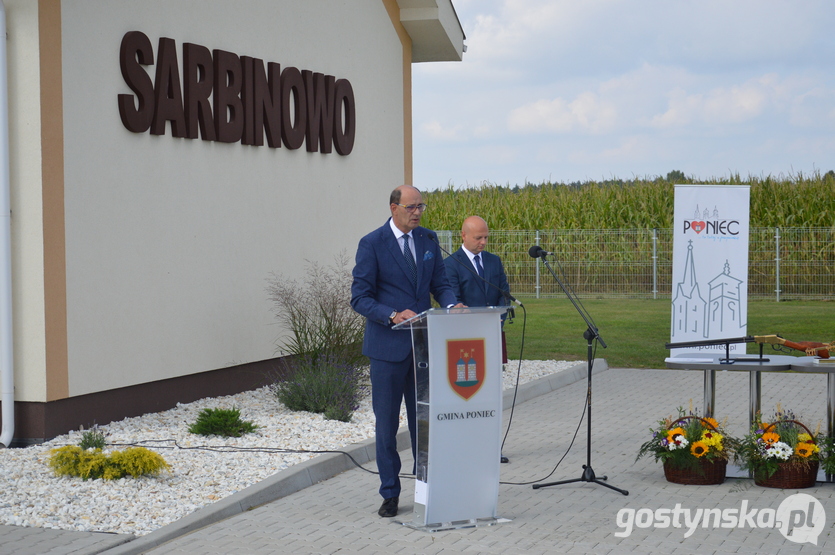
[394,203,428,213]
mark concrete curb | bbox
[101,359,607,554]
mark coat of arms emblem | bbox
[446,339,486,400]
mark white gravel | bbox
[0,359,575,536]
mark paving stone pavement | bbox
[3,362,835,554]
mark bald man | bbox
[444,216,510,318]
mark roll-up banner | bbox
[670,184,751,356]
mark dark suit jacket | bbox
[444,247,510,308]
[351,220,457,362]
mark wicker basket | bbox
[664,458,727,485]
[753,419,819,489]
[662,416,727,485]
[755,461,818,489]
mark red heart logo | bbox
[692,221,705,233]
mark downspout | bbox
[0,0,14,448]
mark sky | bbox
[411,0,835,190]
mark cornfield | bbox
[422,172,835,300]
[422,171,835,231]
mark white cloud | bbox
[508,92,617,134]
[420,120,465,141]
[649,74,809,129]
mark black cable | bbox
[499,304,526,454]
[501,339,598,486]
[104,438,383,476]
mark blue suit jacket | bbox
[351,220,457,362]
[444,247,510,308]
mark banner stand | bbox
[394,307,510,532]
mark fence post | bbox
[652,228,658,300]
[774,227,781,302]
[535,230,541,299]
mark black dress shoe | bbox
[501,454,509,463]
[378,497,399,517]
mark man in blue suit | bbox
[444,215,510,318]
[351,185,462,518]
[444,215,512,463]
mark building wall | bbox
[8,0,413,404]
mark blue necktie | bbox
[474,254,484,279]
[475,254,487,294]
[403,235,417,287]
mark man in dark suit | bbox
[444,216,510,312]
[444,215,511,463]
[351,185,462,518]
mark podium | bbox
[393,307,509,531]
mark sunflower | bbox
[795,442,818,458]
[690,441,709,458]
[703,417,719,430]
[761,432,780,445]
[667,427,686,443]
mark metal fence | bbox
[435,227,835,301]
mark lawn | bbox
[502,298,832,368]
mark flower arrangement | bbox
[734,407,823,488]
[637,407,735,484]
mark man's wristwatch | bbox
[389,310,397,323]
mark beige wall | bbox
[6,0,49,403]
[9,0,416,400]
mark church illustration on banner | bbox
[672,239,745,339]
[455,350,479,387]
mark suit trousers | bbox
[370,354,418,499]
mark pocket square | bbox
[423,250,433,261]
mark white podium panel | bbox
[395,307,507,530]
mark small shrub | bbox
[267,253,369,422]
[273,353,369,422]
[188,407,258,437]
[48,445,169,480]
[109,447,171,478]
[79,426,106,451]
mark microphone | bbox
[430,232,522,308]
[502,290,524,308]
[528,245,553,258]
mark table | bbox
[664,354,796,428]
[787,357,835,443]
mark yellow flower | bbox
[762,432,780,445]
[703,417,719,430]
[700,430,724,448]
[690,441,709,458]
[667,427,686,443]
[798,433,813,443]
[795,442,818,458]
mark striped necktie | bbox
[403,234,417,287]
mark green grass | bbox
[503,299,833,368]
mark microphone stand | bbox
[530,249,628,496]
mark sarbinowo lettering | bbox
[117,31,356,154]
